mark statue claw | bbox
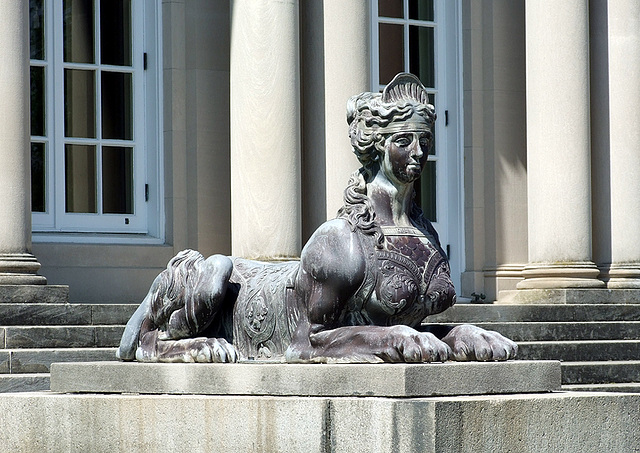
[442,324,518,362]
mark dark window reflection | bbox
[65,144,97,213]
[409,0,434,21]
[30,0,45,60]
[102,72,132,140]
[379,0,403,18]
[379,23,404,85]
[63,0,95,64]
[31,143,46,212]
[101,0,132,66]
[64,69,96,138]
[414,160,436,222]
[102,147,133,214]
[409,25,435,88]
[30,66,45,136]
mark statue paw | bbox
[442,324,518,361]
[392,326,451,362]
[190,338,239,363]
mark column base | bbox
[498,288,640,304]
[0,253,47,285]
[606,263,640,289]
[516,261,605,289]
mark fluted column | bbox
[518,0,604,289]
[230,0,301,258]
[0,2,46,285]
[607,0,640,288]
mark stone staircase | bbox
[3,293,640,392]
[429,303,640,392]
[0,300,136,392]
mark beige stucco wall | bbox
[460,0,528,302]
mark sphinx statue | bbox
[117,73,517,364]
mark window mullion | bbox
[95,0,103,216]
[53,0,66,229]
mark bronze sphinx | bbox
[117,73,517,364]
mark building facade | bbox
[0,0,638,304]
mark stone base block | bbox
[0,285,69,304]
[0,390,639,452]
[50,360,561,397]
[498,288,640,305]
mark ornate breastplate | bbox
[346,224,455,326]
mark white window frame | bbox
[31,0,164,244]
[370,0,464,291]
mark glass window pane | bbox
[379,23,404,85]
[65,144,97,213]
[378,0,403,18]
[101,0,132,66]
[31,143,46,212]
[30,66,45,137]
[102,72,132,140]
[63,0,95,63]
[64,69,96,138]
[102,147,133,214]
[417,160,436,222]
[409,0,434,21]
[409,25,435,88]
[29,0,45,60]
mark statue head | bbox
[346,73,436,174]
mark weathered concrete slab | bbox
[50,360,561,397]
[90,304,138,325]
[517,340,640,362]
[0,374,49,393]
[4,325,123,348]
[428,303,640,322]
[9,348,117,373]
[451,321,640,342]
[0,390,638,452]
[499,288,640,305]
[0,303,92,325]
[0,285,68,304]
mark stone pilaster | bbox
[517,0,604,289]
[607,0,640,288]
[229,0,301,258]
[0,1,46,285]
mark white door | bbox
[371,0,464,292]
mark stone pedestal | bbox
[50,361,561,397]
[0,361,638,452]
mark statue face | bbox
[381,131,430,185]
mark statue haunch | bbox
[117,73,517,364]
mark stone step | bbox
[0,326,124,349]
[448,322,640,342]
[563,383,640,393]
[0,303,137,326]
[0,373,49,393]
[561,360,640,385]
[0,348,117,373]
[428,304,640,323]
[0,285,68,304]
[517,340,640,362]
